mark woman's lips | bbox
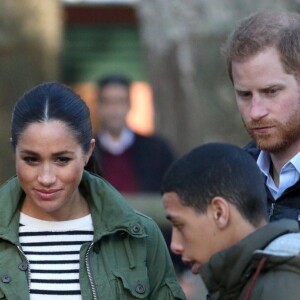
[34,189,61,200]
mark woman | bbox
[0,82,185,300]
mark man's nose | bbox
[249,95,268,121]
[170,231,184,255]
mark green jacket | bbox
[0,171,186,300]
[200,219,300,300]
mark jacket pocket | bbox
[113,267,150,299]
[165,279,186,299]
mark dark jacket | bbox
[245,141,300,222]
[200,219,300,300]
[88,132,176,193]
[0,171,185,300]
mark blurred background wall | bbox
[0,0,63,182]
[0,0,299,182]
[137,0,299,154]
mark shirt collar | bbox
[256,150,271,177]
[99,127,135,155]
[289,152,300,174]
[257,150,300,175]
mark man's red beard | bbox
[243,115,300,154]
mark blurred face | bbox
[98,84,130,137]
[232,47,300,155]
[163,192,220,274]
[15,120,94,221]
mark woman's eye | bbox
[23,157,38,165]
[56,157,71,165]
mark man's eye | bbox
[265,87,279,95]
[237,91,252,98]
[173,223,183,231]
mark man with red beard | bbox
[222,11,300,222]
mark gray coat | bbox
[200,219,300,300]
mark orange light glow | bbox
[127,82,154,136]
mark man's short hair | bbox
[161,143,268,227]
[222,11,300,82]
[97,74,131,89]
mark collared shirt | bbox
[257,151,300,200]
[99,127,135,155]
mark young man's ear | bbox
[208,196,230,229]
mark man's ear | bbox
[208,196,230,229]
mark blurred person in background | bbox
[222,11,300,223]
[161,142,300,300]
[87,74,176,194]
[0,81,185,299]
[86,74,188,281]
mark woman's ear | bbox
[85,139,95,165]
[209,196,230,229]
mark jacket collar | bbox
[0,171,145,244]
[79,171,145,241]
[199,219,299,297]
[0,176,24,244]
[244,140,260,160]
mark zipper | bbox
[16,245,31,291]
[269,202,275,219]
[85,242,98,300]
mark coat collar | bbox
[0,171,146,244]
[79,171,146,241]
[199,219,299,298]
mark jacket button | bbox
[132,224,141,233]
[1,274,11,283]
[18,262,28,271]
[135,283,146,294]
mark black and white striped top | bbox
[19,213,94,300]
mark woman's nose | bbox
[37,164,56,186]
